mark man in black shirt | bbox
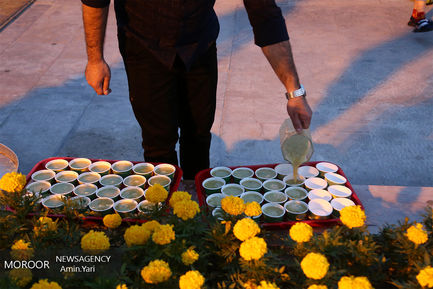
[81,0,312,179]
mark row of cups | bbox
[203,172,351,199]
[27,170,172,195]
[32,158,176,182]
[207,162,341,183]
[41,192,160,217]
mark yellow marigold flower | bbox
[239,237,267,261]
[289,222,313,243]
[142,220,161,232]
[169,191,191,207]
[34,217,57,236]
[221,196,245,216]
[257,280,279,289]
[233,218,260,241]
[30,279,62,289]
[81,230,110,252]
[181,247,199,265]
[146,183,168,203]
[116,284,128,289]
[103,213,122,229]
[406,223,428,245]
[244,201,262,217]
[417,266,433,288]
[152,224,175,245]
[9,268,32,288]
[11,240,34,260]
[141,260,172,284]
[300,253,329,280]
[338,276,373,289]
[179,270,205,289]
[308,285,328,289]
[173,199,200,221]
[243,280,258,289]
[340,205,366,229]
[0,172,26,193]
[124,225,151,247]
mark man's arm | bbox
[262,41,312,132]
[82,4,111,95]
[243,0,312,131]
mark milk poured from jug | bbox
[279,119,313,183]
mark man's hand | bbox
[85,60,111,95]
[287,96,312,132]
[82,4,110,94]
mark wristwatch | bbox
[285,84,306,99]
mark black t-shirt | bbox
[82,0,289,69]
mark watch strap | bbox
[285,84,306,99]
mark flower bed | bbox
[0,172,432,289]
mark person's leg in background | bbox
[119,33,180,166]
[177,43,218,180]
[408,0,433,32]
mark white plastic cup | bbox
[113,199,138,216]
[148,175,171,192]
[304,177,328,191]
[132,163,154,179]
[210,167,232,183]
[50,182,75,196]
[324,172,347,186]
[262,203,286,222]
[26,181,51,195]
[284,187,308,201]
[111,160,133,177]
[283,175,306,187]
[73,183,97,199]
[232,167,254,183]
[240,177,262,192]
[262,179,286,192]
[255,167,277,182]
[120,186,145,201]
[154,163,176,180]
[77,172,101,185]
[274,163,293,180]
[316,162,338,177]
[69,158,92,173]
[100,174,123,188]
[308,199,333,219]
[45,159,69,172]
[31,170,55,184]
[298,166,320,179]
[55,170,78,184]
[206,193,224,209]
[307,189,332,202]
[240,191,264,204]
[89,161,111,176]
[264,190,288,204]
[221,183,244,197]
[328,185,352,198]
[123,175,146,188]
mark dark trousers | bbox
[118,35,217,179]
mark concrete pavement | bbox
[0,0,432,225]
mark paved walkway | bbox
[0,0,432,225]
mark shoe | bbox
[414,18,433,32]
[408,16,418,27]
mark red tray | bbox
[25,157,183,223]
[195,162,363,230]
